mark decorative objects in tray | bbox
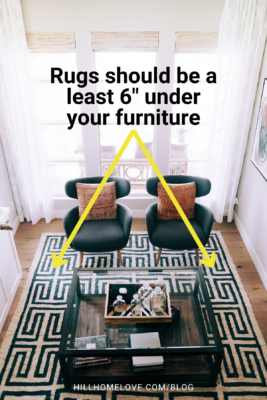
[104,278,172,323]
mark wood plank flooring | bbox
[0,218,266,349]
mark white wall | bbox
[0,141,18,227]
[21,0,225,215]
[235,42,267,290]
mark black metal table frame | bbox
[59,266,224,389]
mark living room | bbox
[0,0,267,398]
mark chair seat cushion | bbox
[152,219,207,250]
[71,219,126,252]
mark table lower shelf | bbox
[65,293,212,384]
[71,354,210,380]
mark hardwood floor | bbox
[0,218,266,348]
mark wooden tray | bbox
[104,283,172,323]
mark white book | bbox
[130,332,164,367]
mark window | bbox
[27,32,82,196]
[27,31,218,199]
[92,32,158,195]
[170,32,218,177]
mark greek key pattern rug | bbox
[0,231,267,400]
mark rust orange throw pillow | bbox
[76,181,117,221]
[157,182,196,220]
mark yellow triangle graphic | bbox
[52,129,216,269]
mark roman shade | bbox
[91,32,159,52]
[175,32,218,53]
[26,32,76,52]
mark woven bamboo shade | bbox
[91,32,159,52]
[26,32,76,52]
[175,32,218,53]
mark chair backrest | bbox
[135,141,153,158]
[65,176,131,199]
[100,144,117,160]
[146,175,211,198]
[170,143,188,159]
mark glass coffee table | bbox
[59,266,223,389]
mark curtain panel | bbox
[0,0,54,224]
[205,0,267,222]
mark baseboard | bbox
[55,210,67,218]
[131,210,146,218]
[234,211,267,291]
[55,209,146,218]
[12,215,20,236]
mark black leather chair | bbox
[145,175,214,265]
[63,177,132,267]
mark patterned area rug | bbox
[0,231,267,400]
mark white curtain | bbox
[205,0,267,223]
[0,0,54,224]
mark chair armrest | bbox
[63,206,79,239]
[145,202,158,243]
[117,203,132,241]
[194,203,214,239]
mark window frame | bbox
[26,31,218,201]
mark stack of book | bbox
[73,335,111,369]
[129,332,164,372]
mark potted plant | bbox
[177,127,187,143]
[74,143,84,161]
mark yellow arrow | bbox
[52,129,216,269]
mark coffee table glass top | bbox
[63,267,221,354]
